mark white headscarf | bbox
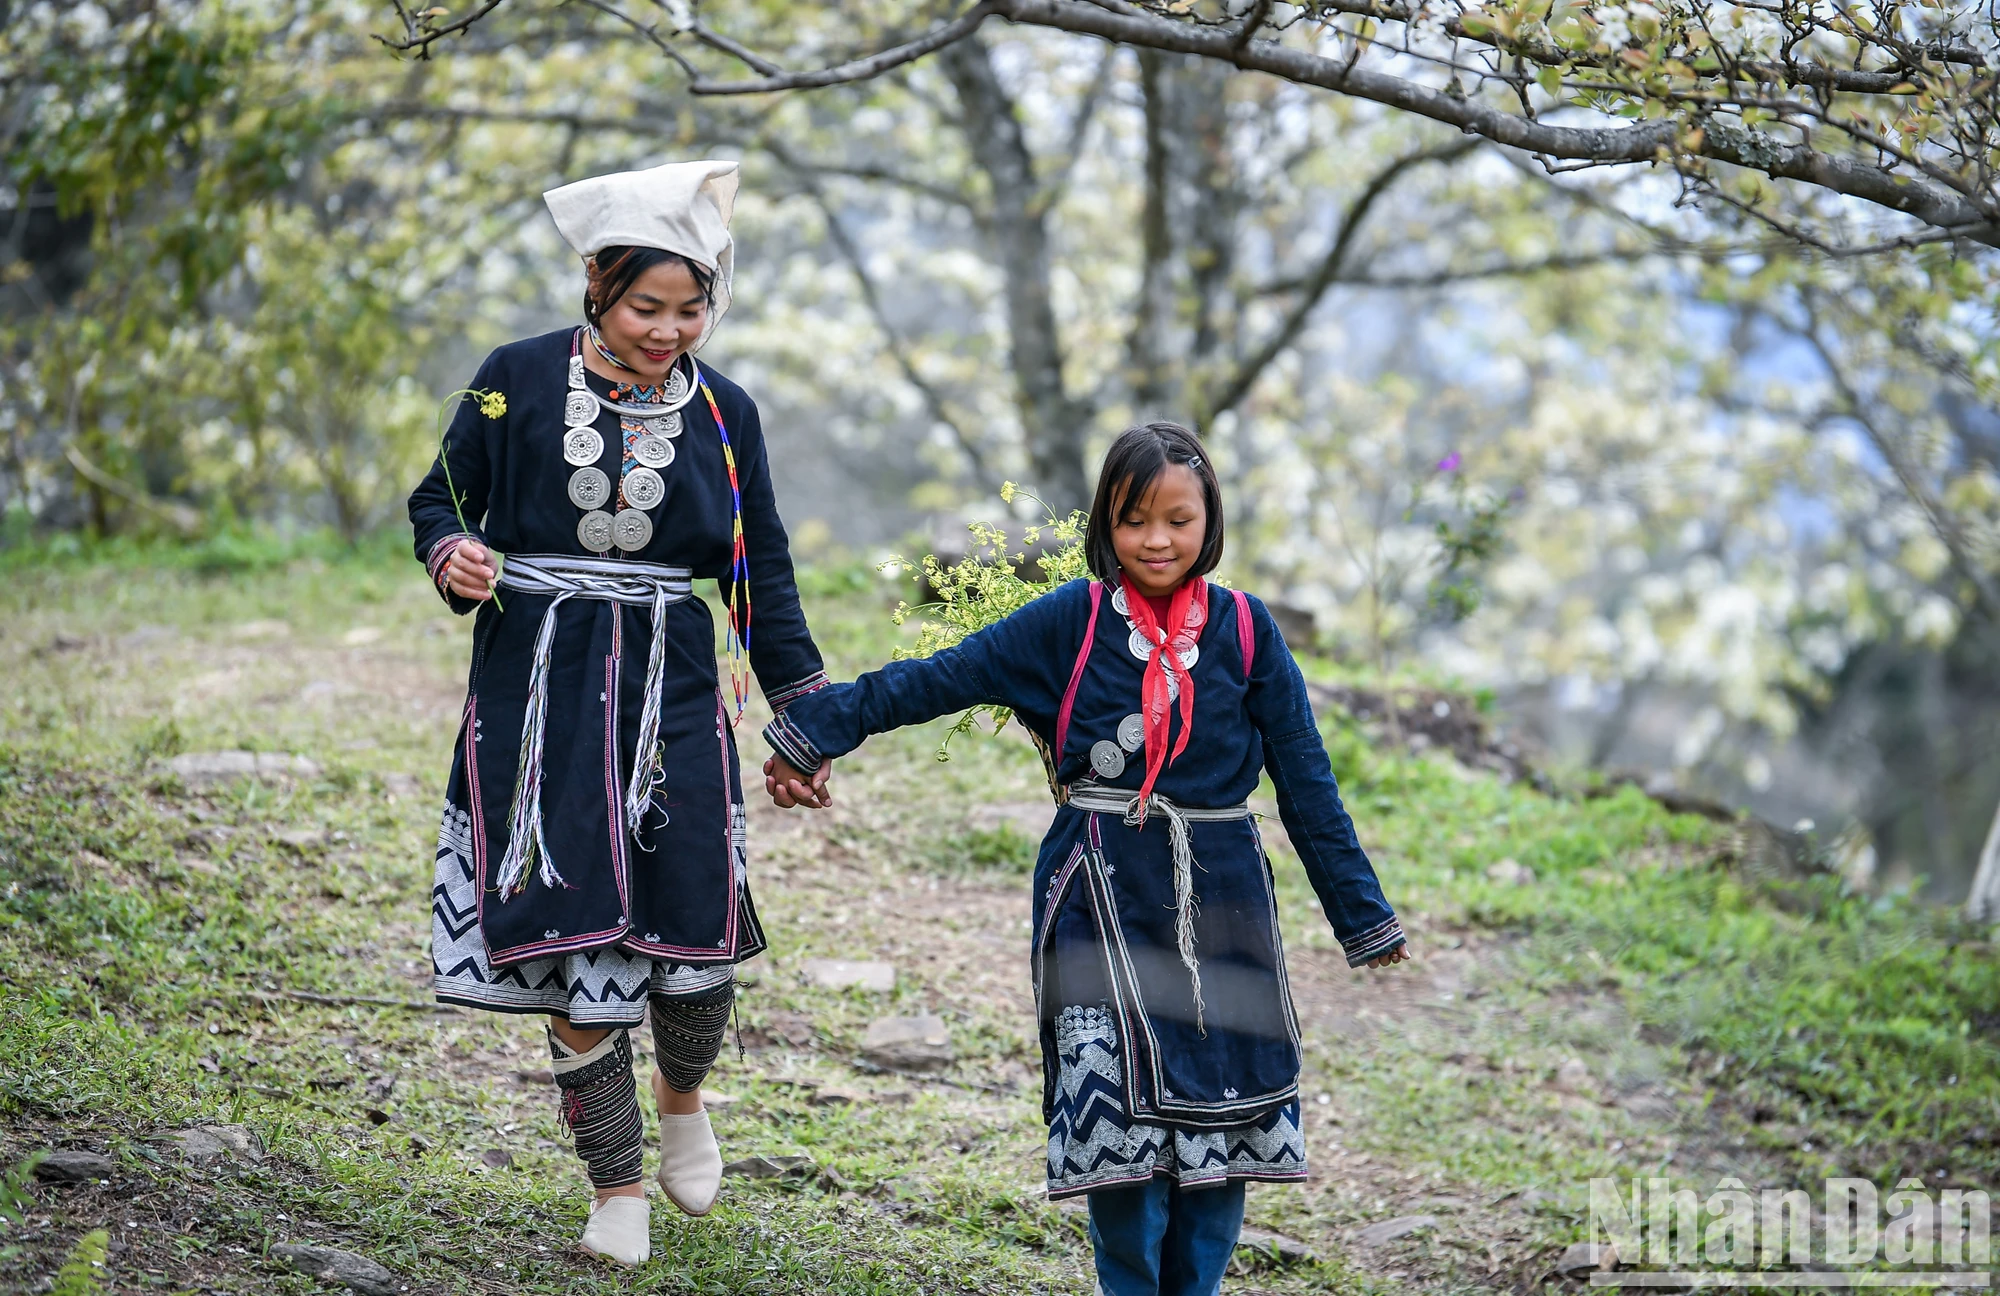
[543,160,739,350]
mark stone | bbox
[700,1089,739,1110]
[722,1154,816,1180]
[801,959,896,993]
[341,626,383,646]
[808,1087,864,1107]
[272,827,329,851]
[1235,1226,1316,1264]
[33,1149,115,1182]
[1555,1241,1619,1275]
[515,1067,555,1085]
[165,751,322,791]
[166,1124,264,1164]
[479,1148,513,1170]
[1553,1058,1592,1093]
[271,1243,398,1296]
[1357,1214,1438,1246]
[1485,857,1536,886]
[861,1014,953,1071]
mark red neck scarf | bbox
[1123,575,1205,812]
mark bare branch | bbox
[691,2,1001,95]
[1201,139,1477,421]
[374,0,510,55]
[689,21,786,77]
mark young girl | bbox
[763,423,1410,1296]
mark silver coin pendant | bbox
[1183,597,1207,631]
[568,354,585,389]
[564,390,597,427]
[568,466,612,510]
[633,435,675,470]
[622,465,666,510]
[662,365,689,405]
[563,427,604,467]
[577,510,615,552]
[642,410,684,439]
[1111,584,1131,617]
[1117,713,1146,753]
[1173,639,1200,671]
[1090,740,1126,779]
[1128,627,1157,661]
[612,509,654,552]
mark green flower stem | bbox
[435,388,506,611]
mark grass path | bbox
[1,548,1992,1295]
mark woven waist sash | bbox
[491,554,696,900]
[1063,785,1250,1035]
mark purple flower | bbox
[1437,452,1462,473]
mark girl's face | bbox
[1112,463,1207,599]
[596,259,709,383]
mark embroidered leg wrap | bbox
[549,1028,643,1190]
[648,982,734,1094]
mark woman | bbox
[408,160,830,1266]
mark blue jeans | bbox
[1087,1178,1246,1296]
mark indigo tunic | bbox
[410,328,826,1022]
[766,578,1403,1191]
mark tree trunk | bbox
[1968,793,2000,923]
[937,34,1094,512]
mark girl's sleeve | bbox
[408,353,500,616]
[728,392,828,711]
[763,581,1084,772]
[1241,593,1406,967]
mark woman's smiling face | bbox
[595,258,709,382]
[1111,463,1207,599]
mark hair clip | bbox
[1187,455,1204,470]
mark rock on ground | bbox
[1485,857,1537,886]
[861,1014,953,1071]
[800,959,896,992]
[1357,1214,1438,1246]
[271,1243,398,1296]
[1235,1226,1315,1264]
[165,751,322,791]
[1555,1241,1619,1274]
[1553,1057,1593,1093]
[32,1149,116,1182]
[164,1124,264,1164]
[722,1154,816,1180]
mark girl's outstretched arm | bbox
[1239,592,1410,969]
[763,579,1086,778]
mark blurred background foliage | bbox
[3,0,1997,904]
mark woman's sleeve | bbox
[728,393,827,711]
[1240,593,1406,967]
[409,354,500,616]
[763,581,1083,771]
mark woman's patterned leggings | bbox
[549,982,734,1189]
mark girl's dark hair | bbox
[583,245,715,326]
[1085,422,1225,583]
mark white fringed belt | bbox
[1063,785,1250,1035]
[490,553,695,900]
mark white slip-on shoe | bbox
[655,1108,723,1216]
[579,1194,651,1265]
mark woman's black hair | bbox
[584,245,716,326]
[1085,421,1225,583]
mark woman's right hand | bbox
[446,539,497,601]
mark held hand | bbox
[764,755,833,810]
[1366,944,1413,970]
[446,540,498,601]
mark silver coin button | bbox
[612,509,653,551]
[633,434,675,469]
[1117,713,1146,752]
[563,427,604,466]
[567,466,612,510]
[577,510,614,552]
[1090,740,1127,779]
[563,390,597,427]
[622,465,666,510]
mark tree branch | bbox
[690,2,1001,94]
[1201,139,1477,421]
[375,0,511,56]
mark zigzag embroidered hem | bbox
[433,801,736,1027]
[1044,1005,1307,1200]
